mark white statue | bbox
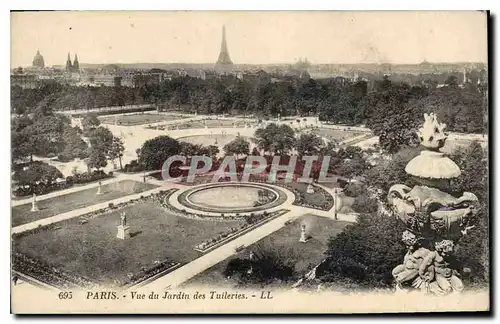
[299,224,308,243]
[30,193,39,212]
[120,212,127,226]
[96,181,102,195]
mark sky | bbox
[11,11,488,67]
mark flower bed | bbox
[72,106,156,118]
[292,187,334,211]
[65,170,112,185]
[121,259,181,288]
[155,190,250,222]
[249,176,334,211]
[13,182,73,198]
[193,209,290,253]
[12,252,98,289]
[13,171,112,198]
[122,160,146,173]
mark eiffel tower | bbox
[216,25,233,67]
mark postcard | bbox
[10,10,489,314]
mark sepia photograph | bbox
[9,10,489,314]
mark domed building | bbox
[32,50,45,69]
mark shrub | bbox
[319,213,406,288]
[343,182,367,198]
[351,194,379,214]
[224,246,296,285]
[70,171,110,185]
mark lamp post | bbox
[334,188,338,220]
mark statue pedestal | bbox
[306,184,315,194]
[31,204,39,212]
[96,187,102,195]
[116,225,131,240]
[299,232,309,243]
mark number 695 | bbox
[58,292,72,299]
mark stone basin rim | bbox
[179,182,285,213]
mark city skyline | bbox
[11,11,488,67]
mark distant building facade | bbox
[66,53,80,73]
[32,50,45,69]
[11,71,38,89]
[132,73,172,87]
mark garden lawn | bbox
[285,181,332,206]
[174,119,257,130]
[313,128,364,142]
[11,180,158,227]
[442,138,488,154]
[183,214,350,288]
[99,114,187,126]
[13,201,243,284]
[178,134,242,148]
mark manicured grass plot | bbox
[179,134,243,148]
[11,180,158,227]
[13,201,243,285]
[183,214,350,287]
[442,138,488,154]
[100,113,187,126]
[287,182,331,206]
[313,128,364,142]
[174,119,257,130]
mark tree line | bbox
[11,105,125,196]
[12,72,487,138]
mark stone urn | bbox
[387,113,480,295]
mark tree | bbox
[363,146,422,194]
[138,135,181,170]
[445,75,459,87]
[88,126,114,159]
[58,126,89,162]
[448,141,487,199]
[319,213,407,289]
[447,141,489,287]
[365,84,424,153]
[337,158,367,182]
[254,123,296,155]
[108,136,125,169]
[206,145,220,160]
[86,148,107,171]
[179,142,205,158]
[351,194,379,214]
[296,133,323,157]
[223,136,250,158]
[224,244,297,286]
[81,113,100,134]
[20,115,68,159]
[11,127,34,163]
[13,161,64,193]
[454,199,489,288]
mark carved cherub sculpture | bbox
[392,230,432,291]
[417,240,463,295]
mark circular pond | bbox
[178,183,288,213]
[178,134,240,148]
